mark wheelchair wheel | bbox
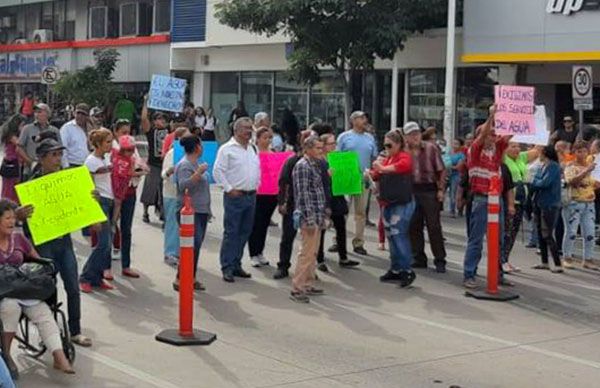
[55,308,76,363]
[17,317,46,359]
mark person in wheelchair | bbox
[0,199,75,377]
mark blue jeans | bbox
[80,197,113,286]
[562,201,596,260]
[163,197,180,258]
[36,235,81,336]
[0,357,14,388]
[120,194,136,270]
[448,174,460,214]
[383,200,416,272]
[463,196,489,280]
[219,193,256,274]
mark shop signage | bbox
[0,52,58,79]
[546,0,600,15]
[572,66,593,111]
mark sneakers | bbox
[380,270,403,283]
[463,278,478,289]
[532,263,550,270]
[290,291,310,303]
[502,263,521,273]
[339,258,360,268]
[551,266,564,273]
[233,268,252,278]
[399,271,416,288]
[80,282,93,293]
[317,263,329,272]
[250,255,270,267]
[273,268,289,279]
[353,246,368,255]
[164,255,179,268]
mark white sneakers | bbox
[250,255,270,267]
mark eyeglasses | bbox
[384,143,393,149]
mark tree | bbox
[216,0,452,125]
[52,48,121,108]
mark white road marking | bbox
[77,347,182,388]
[394,312,600,369]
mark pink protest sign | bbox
[257,152,294,195]
[494,85,536,135]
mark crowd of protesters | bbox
[2,89,600,384]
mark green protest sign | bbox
[16,166,107,245]
[327,151,363,196]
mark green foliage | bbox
[216,0,452,87]
[52,48,121,107]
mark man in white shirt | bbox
[60,103,90,167]
[213,117,260,283]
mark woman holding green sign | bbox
[369,129,417,288]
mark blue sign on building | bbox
[0,53,58,79]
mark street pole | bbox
[391,52,399,130]
[579,109,584,141]
[443,0,457,146]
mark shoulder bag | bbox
[379,173,413,205]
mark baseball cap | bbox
[75,103,90,115]
[36,138,65,157]
[403,121,421,135]
[349,111,366,121]
[34,103,51,114]
[90,106,104,117]
[119,135,136,150]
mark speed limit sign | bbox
[572,66,593,111]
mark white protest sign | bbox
[591,157,600,182]
[511,105,549,146]
[148,74,187,113]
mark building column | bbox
[191,72,210,108]
[390,52,399,130]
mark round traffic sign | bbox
[574,68,592,97]
[41,66,60,85]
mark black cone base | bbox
[156,329,217,346]
[465,289,519,301]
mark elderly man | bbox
[60,103,91,168]
[404,121,448,273]
[254,112,271,130]
[290,135,327,303]
[214,117,260,283]
[336,111,378,255]
[17,103,60,176]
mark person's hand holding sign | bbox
[16,205,34,221]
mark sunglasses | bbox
[564,120,573,123]
[384,143,394,149]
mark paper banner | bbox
[511,105,550,146]
[257,152,294,195]
[16,167,107,245]
[147,74,187,113]
[173,140,219,184]
[494,85,536,136]
[327,151,363,196]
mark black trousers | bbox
[248,195,278,257]
[317,215,347,263]
[410,190,447,266]
[535,206,562,266]
[277,213,297,270]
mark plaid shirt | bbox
[292,156,327,228]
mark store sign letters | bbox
[546,0,600,15]
[0,53,58,79]
[494,85,536,136]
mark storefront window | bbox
[456,67,498,138]
[408,69,445,133]
[241,72,273,120]
[310,72,346,133]
[211,72,240,132]
[274,72,308,130]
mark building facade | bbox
[0,0,171,122]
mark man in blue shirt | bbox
[337,111,378,255]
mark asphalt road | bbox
[12,186,600,388]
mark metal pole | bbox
[579,109,584,140]
[391,52,399,130]
[443,0,457,146]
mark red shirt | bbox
[21,97,34,116]
[467,136,508,195]
[161,132,176,159]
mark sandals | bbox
[71,334,92,347]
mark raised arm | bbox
[141,95,151,134]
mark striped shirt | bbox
[468,136,509,195]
